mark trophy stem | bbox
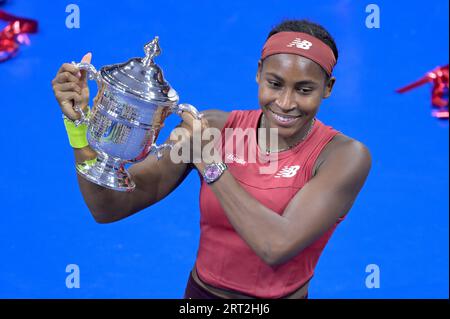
[76,152,136,192]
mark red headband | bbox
[261,31,336,76]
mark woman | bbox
[51,19,372,299]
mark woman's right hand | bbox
[51,53,92,121]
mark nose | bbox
[275,88,296,112]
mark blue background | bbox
[0,0,448,298]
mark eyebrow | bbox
[265,72,320,86]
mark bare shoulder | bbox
[201,109,231,131]
[314,133,372,176]
[335,133,371,159]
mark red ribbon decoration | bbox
[397,65,449,119]
[0,10,38,62]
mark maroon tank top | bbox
[195,109,345,298]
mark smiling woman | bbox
[256,21,338,150]
[179,20,371,298]
[178,19,372,299]
[52,18,372,299]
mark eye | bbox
[267,80,281,88]
[297,87,313,94]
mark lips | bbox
[268,108,302,126]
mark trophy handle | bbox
[71,61,102,125]
[149,103,203,160]
[149,142,174,160]
[170,103,204,120]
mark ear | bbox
[323,76,336,99]
[256,60,262,84]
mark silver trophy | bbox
[72,37,202,192]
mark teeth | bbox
[274,114,292,122]
[271,110,300,123]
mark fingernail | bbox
[76,71,82,78]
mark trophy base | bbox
[76,153,136,192]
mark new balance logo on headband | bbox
[262,32,336,75]
[287,38,313,50]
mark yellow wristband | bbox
[76,157,97,173]
[63,111,89,149]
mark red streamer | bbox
[0,10,38,62]
[397,64,449,119]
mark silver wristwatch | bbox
[203,162,228,184]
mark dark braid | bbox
[266,19,338,80]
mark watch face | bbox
[205,165,220,180]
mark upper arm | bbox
[124,109,230,215]
[124,135,193,215]
[276,140,372,264]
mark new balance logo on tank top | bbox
[196,109,345,298]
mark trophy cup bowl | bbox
[71,37,202,192]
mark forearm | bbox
[206,168,289,265]
[73,144,96,163]
[73,146,133,222]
